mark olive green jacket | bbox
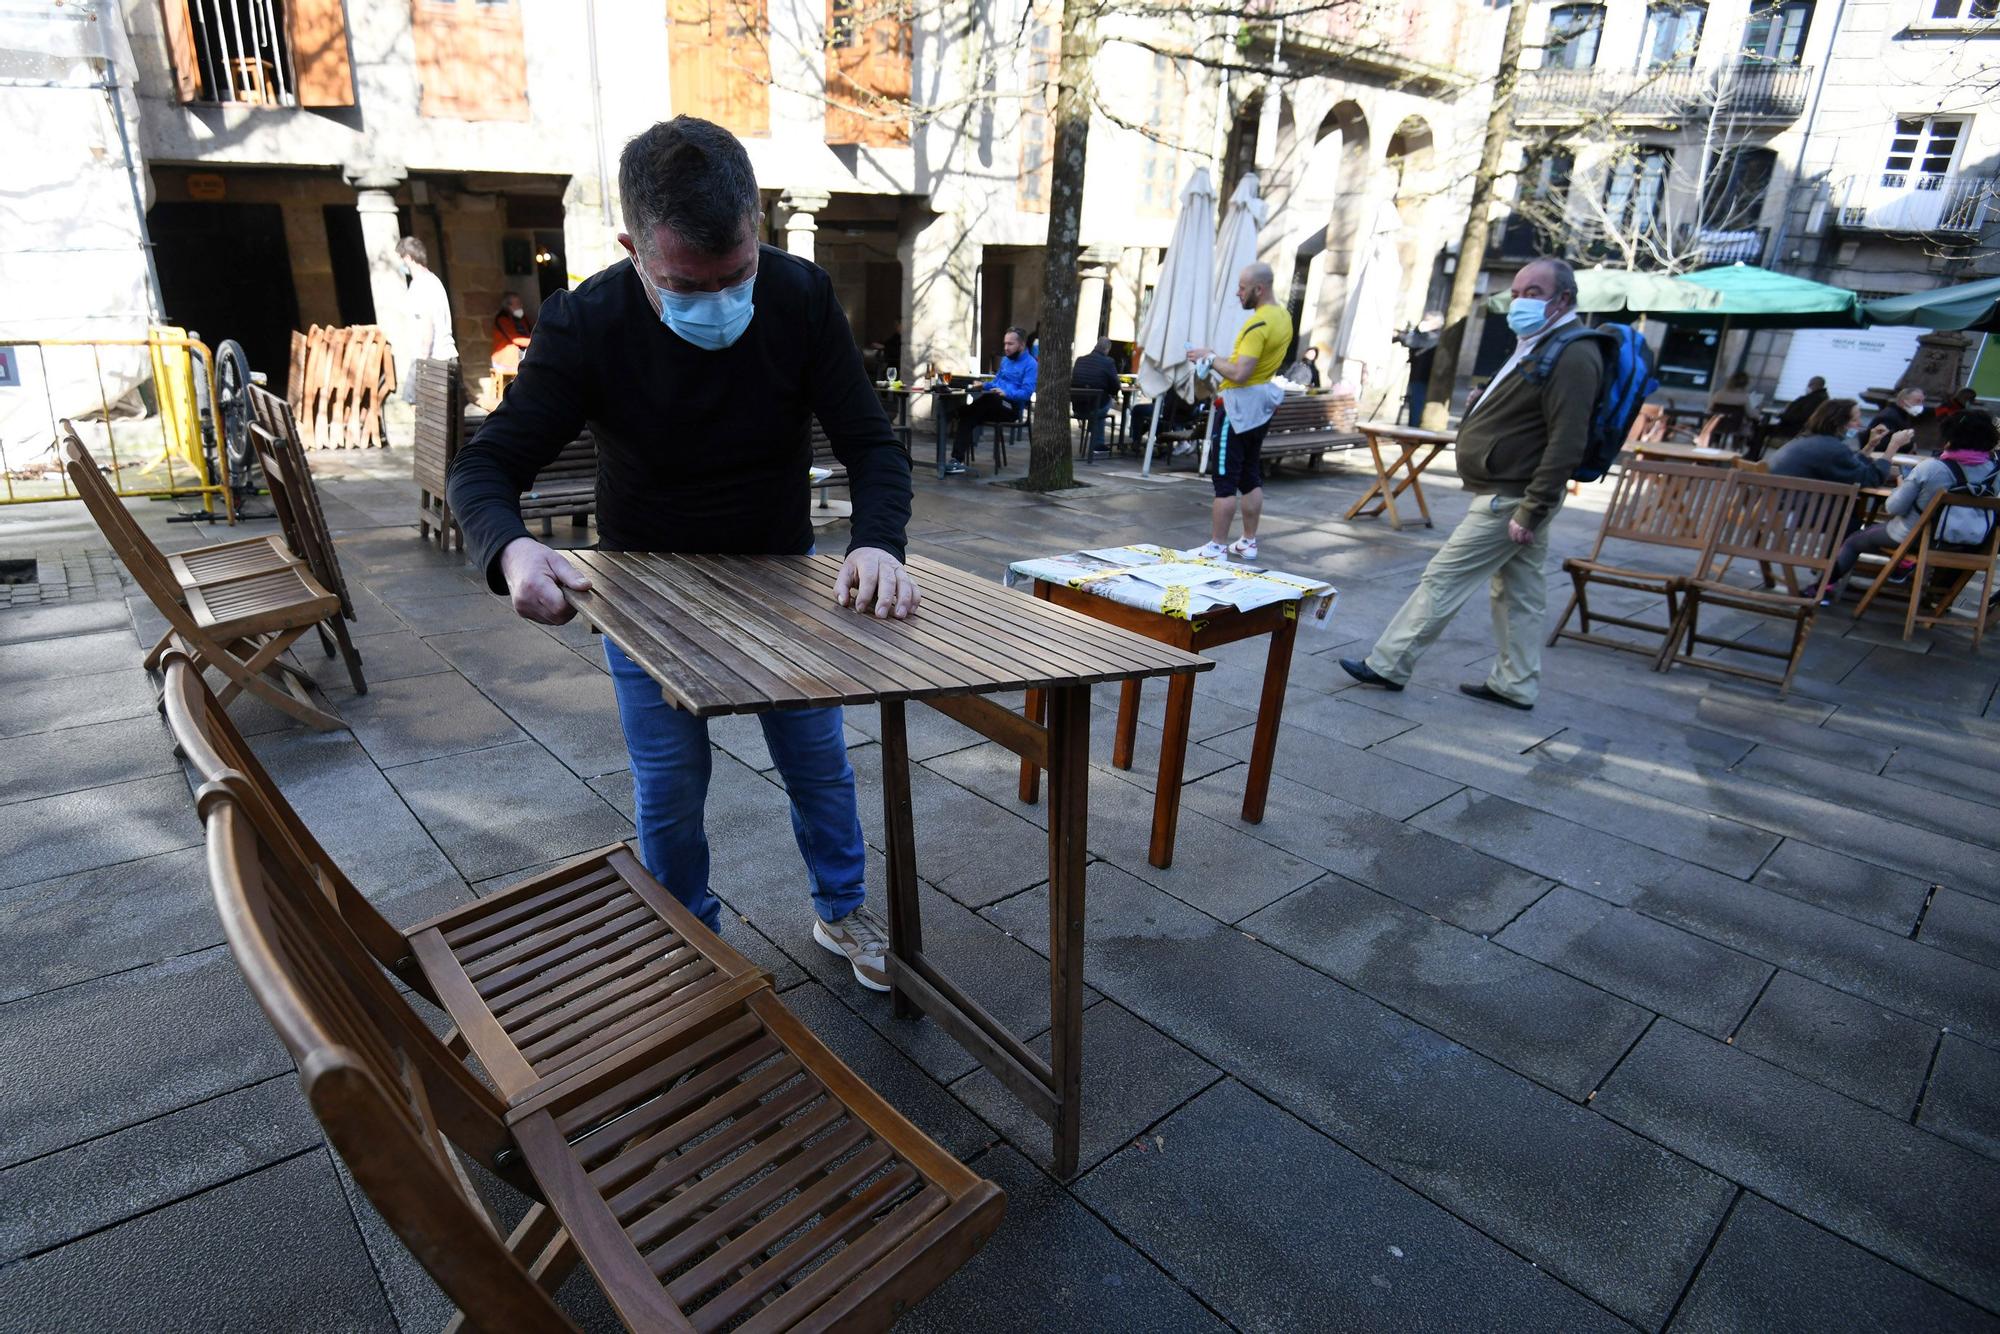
[1455,338,1602,532]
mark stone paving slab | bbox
[1185,774,1556,934]
[951,1000,1220,1175]
[0,947,289,1170]
[1691,693,1894,770]
[850,745,1053,910]
[1246,875,1646,1098]
[897,1145,1230,1334]
[0,846,215,1005]
[1630,862,2000,1047]
[0,772,198,894]
[0,713,179,807]
[332,669,528,769]
[1077,1079,1631,1333]
[1919,1034,2000,1164]
[1669,1193,2000,1334]
[0,665,160,740]
[426,627,630,778]
[1750,839,1932,934]
[0,627,148,684]
[1883,742,2000,809]
[1596,1019,2000,1312]
[0,1075,317,1265]
[0,599,129,644]
[1921,889,2000,971]
[1737,742,2000,852]
[294,627,449,691]
[1408,787,1686,907]
[1496,886,1773,1038]
[1731,971,1938,1118]
[1203,717,1464,821]
[381,589,525,636]
[0,1150,396,1333]
[985,864,1736,1327]
[384,738,633,883]
[1080,702,1239,794]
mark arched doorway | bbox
[1298,100,1370,369]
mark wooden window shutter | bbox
[668,0,769,136]
[289,0,357,107]
[159,0,200,103]
[412,0,530,122]
[825,0,910,147]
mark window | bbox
[825,0,909,144]
[1701,147,1777,228]
[1642,2,1706,67]
[1138,54,1180,216]
[1884,116,1964,186]
[412,0,528,121]
[830,0,855,48]
[1930,0,2000,18]
[1604,146,1673,233]
[1743,1,1813,63]
[1017,14,1057,212]
[1545,4,1604,68]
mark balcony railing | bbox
[185,0,297,106]
[1515,63,1810,123]
[1675,224,1770,265]
[1834,174,1999,235]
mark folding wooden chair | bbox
[1658,472,1856,696]
[1849,492,2000,649]
[199,759,1004,1332]
[61,425,344,730]
[249,385,367,689]
[1549,460,1732,659]
[412,357,464,550]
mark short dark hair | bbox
[394,236,427,266]
[1942,407,1998,453]
[1804,397,1857,437]
[1807,375,1826,390]
[1527,257,1578,304]
[1005,326,1028,344]
[619,117,761,257]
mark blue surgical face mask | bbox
[644,263,756,350]
[1506,297,1550,337]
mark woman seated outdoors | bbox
[1767,398,1899,487]
[1818,408,1999,606]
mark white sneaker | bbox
[1227,536,1258,560]
[813,907,891,992]
[1193,542,1229,560]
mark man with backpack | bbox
[1342,258,1602,710]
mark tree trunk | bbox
[1421,0,1529,431]
[1021,0,1097,491]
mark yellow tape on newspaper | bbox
[1161,584,1192,619]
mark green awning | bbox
[1655,263,1863,329]
[1860,276,2000,334]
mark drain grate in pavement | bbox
[0,559,36,584]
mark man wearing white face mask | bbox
[448,117,917,993]
[1341,258,1599,710]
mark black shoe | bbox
[1339,658,1403,691]
[1459,682,1533,711]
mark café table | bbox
[1350,422,1455,530]
[1006,545,1336,870]
[562,550,1207,1179]
[1630,441,1739,466]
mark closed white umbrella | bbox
[1201,172,1267,470]
[1134,167,1217,476]
[1335,199,1404,407]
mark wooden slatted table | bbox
[562,550,1208,1178]
[1350,422,1455,530]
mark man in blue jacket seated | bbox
[946,326,1037,474]
[446,116,915,995]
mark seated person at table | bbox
[448,116,916,993]
[1936,386,1978,423]
[1772,375,1828,439]
[490,292,533,378]
[1767,398,1896,487]
[1820,408,1999,605]
[1070,337,1121,455]
[944,326,1036,474]
[1865,386,1927,440]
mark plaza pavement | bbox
[0,433,1996,1332]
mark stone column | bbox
[1073,266,1106,353]
[343,162,408,336]
[780,190,830,263]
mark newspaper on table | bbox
[1006,544,1337,627]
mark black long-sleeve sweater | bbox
[447,246,912,593]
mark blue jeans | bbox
[1085,404,1111,452]
[604,637,868,933]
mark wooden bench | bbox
[1659,472,1857,696]
[520,430,597,537]
[1251,394,1364,473]
[1550,460,1737,661]
[62,425,345,730]
[806,420,851,517]
[174,657,1005,1331]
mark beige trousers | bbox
[1364,494,1558,706]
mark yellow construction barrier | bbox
[0,333,234,521]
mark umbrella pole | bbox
[1141,397,1162,477]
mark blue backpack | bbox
[1522,323,1660,483]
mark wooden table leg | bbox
[879,700,923,1021]
[1404,445,1438,528]
[1044,683,1090,1180]
[1018,687,1045,804]
[1242,609,1298,824]
[1112,679,1140,770]
[1148,668,1196,869]
[1376,443,1407,530]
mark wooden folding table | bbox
[562,550,1207,1178]
[1350,421,1455,530]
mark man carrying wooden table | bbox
[448,116,917,994]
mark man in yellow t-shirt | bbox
[1186,263,1293,561]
